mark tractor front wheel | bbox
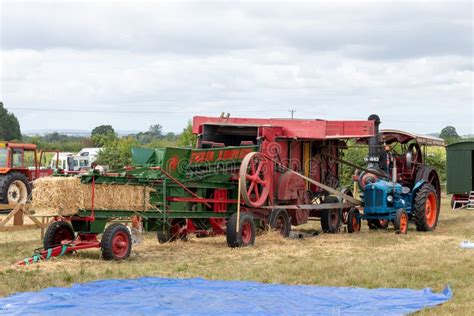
[101,224,132,261]
[269,209,291,237]
[394,209,408,234]
[43,221,75,249]
[414,184,439,231]
[226,213,256,248]
[347,208,361,233]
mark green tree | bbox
[339,140,368,187]
[96,136,139,169]
[0,102,21,141]
[439,126,460,144]
[148,124,163,137]
[177,120,197,147]
[91,125,116,147]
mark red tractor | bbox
[0,142,58,205]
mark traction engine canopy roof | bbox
[380,129,445,147]
[192,116,375,140]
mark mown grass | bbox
[0,196,473,315]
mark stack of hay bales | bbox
[32,177,154,216]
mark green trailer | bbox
[447,141,474,209]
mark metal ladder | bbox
[468,191,474,210]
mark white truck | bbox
[50,148,102,172]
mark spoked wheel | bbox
[269,209,291,237]
[367,219,389,230]
[414,184,439,231]
[43,221,75,249]
[394,209,408,234]
[347,208,361,233]
[226,213,256,248]
[239,152,271,208]
[157,219,187,243]
[321,196,341,233]
[101,223,132,260]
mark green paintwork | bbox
[70,144,258,234]
[446,141,474,194]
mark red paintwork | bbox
[17,234,100,266]
[192,116,375,139]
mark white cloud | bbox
[0,1,472,135]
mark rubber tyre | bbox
[43,221,75,249]
[321,196,341,233]
[413,183,439,231]
[226,213,256,248]
[347,208,361,233]
[0,172,32,204]
[394,209,408,234]
[269,209,291,237]
[157,219,186,244]
[367,219,389,230]
[101,223,132,260]
[415,166,441,212]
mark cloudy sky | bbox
[0,0,472,135]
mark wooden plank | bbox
[0,204,24,227]
[0,204,18,210]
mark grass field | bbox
[0,196,473,315]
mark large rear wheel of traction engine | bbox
[394,209,408,234]
[321,196,341,233]
[101,223,132,260]
[226,213,256,248]
[43,221,75,249]
[413,183,439,231]
[347,208,361,233]
[269,209,291,237]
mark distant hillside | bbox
[23,129,141,137]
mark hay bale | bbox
[32,177,154,216]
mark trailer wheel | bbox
[0,172,32,204]
[226,213,256,248]
[321,196,341,233]
[101,224,131,260]
[269,209,291,237]
[394,209,408,234]
[367,219,389,230]
[413,183,439,231]
[347,208,361,233]
[43,221,75,249]
[157,219,186,244]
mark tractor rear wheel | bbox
[321,196,341,233]
[157,219,187,243]
[269,209,291,237]
[226,213,256,248]
[347,208,361,233]
[415,166,441,212]
[43,221,75,249]
[0,172,32,204]
[414,183,439,231]
[394,209,408,234]
[367,219,389,230]
[101,223,132,260]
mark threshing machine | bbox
[22,116,376,263]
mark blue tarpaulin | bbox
[0,277,451,315]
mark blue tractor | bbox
[347,179,437,234]
[346,115,443,234]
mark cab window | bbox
[11,149,23,167]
